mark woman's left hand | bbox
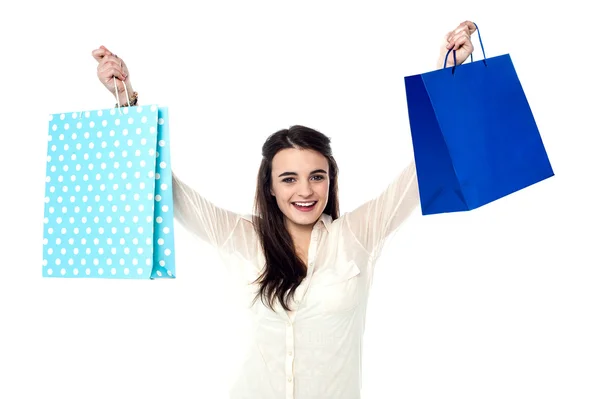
[437,20,477,68]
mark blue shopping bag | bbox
[42,104,175,279]
[404,23,554,215]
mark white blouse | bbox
[172,160,419,399]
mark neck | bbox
[285,219,316,246]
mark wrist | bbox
[115,90,138,107]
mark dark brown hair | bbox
[252,125,339,311]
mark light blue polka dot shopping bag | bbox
[42,104,175,279]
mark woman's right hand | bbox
[91,45,134,105]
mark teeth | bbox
[294,202,316,207]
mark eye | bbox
[311,175,325,181]
[282,177,295,183]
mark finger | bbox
[447,31,471,49]
[451,34,471,50]
[98,55,123,71]
[92,45,114,62]
[97,60,126,79]
[461,20,477,35]
[92,48,110,62]
[98,65,127,82]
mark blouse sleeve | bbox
[171,171,256,254]
[343,160,420,255]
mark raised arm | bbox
[91,46,257,256]
[344,20,477,256]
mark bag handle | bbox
[443,22,487,74]
[113,76,131,110]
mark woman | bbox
[92,20,476,399]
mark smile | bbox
[292,201,317,212]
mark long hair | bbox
[252,125,339,312]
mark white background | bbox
[1,1,598,398]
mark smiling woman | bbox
[90,19,476,399]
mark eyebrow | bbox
[278,169,328,178]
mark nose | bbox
[297,179,314,197]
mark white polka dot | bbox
[159,140,166,147]
[160,260,166,267]
[160,161,167,169]
[140,138,147,145]
[141,116,147,123]
[137,268,144,275]
[114,140,120,147]
[89,121,95,128]
[136,128,142,135]
[127,139,133,146]
[109,129,115,137]
[115,119,121,126]
[158,118,164,125]
[98,268,104,275]
[151,105,157,112]
[156,216,163,223]
[163,227,170,234]
[122,129,129,136]
[60,268,66,276]
[102,120,108,127]
[164,249,171,256]
[64,123,70,130]
[47,268,53,275]
[158,238,164,245]
[124,267,129,275]
[73,268,79,275]
[86,268,91,275]
[55,258,61,265]
[150,127,157,134]
[128,117,134,124]
[60,114,65,120]
[111,268,117,275]
[76,122,82,129]
[139,182,145,190]
[135,150,141,157]
[127,161,133,168]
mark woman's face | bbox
[270,148,330,233]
